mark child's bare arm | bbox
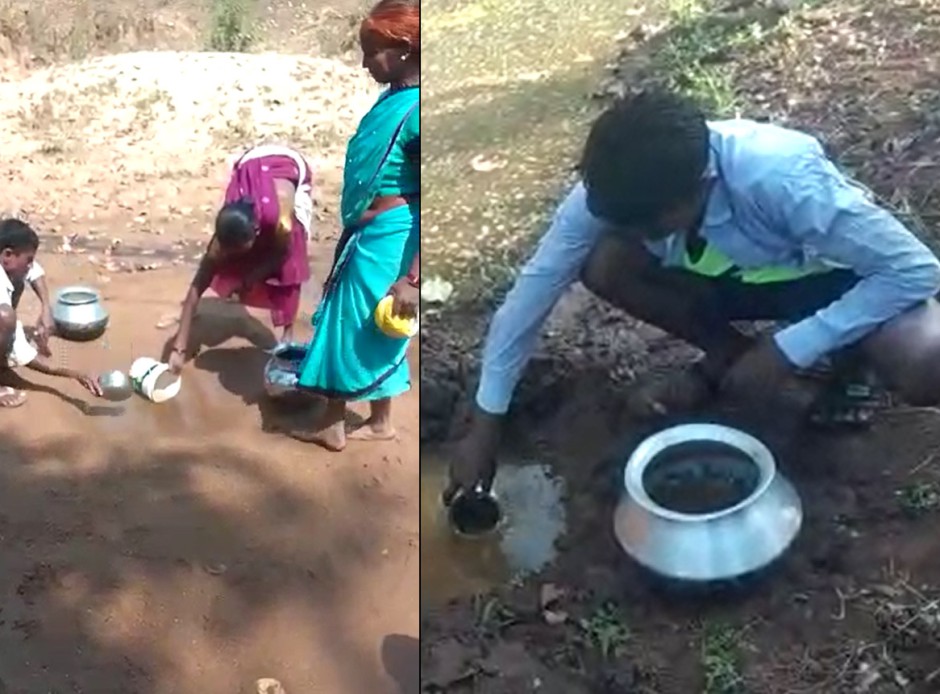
[26,359,103,396]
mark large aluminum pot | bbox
[613,423,802,583]
[52,285,109,342]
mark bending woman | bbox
[294,0,420,451]
[167,146,314,373]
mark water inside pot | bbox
[642,441,761,515]
[60,290,98,305]
[275,346,307,368]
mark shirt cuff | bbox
[475,369,512,415]
[773,317,835,369]
[7,321,38,367]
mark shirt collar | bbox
[0,265,12,295]
[700,130,733,231]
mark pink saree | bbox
[211,150,312,327]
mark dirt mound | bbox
[0,50,375,170]
[0,50,377,250]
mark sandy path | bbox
[0,233,418,694]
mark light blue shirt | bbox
[476,119,940,415]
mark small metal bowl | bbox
[446,488,502,537]
[97,370,133,402]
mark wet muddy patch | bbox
[422,453,566,609]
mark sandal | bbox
[625,361,719,418]
[0,386,27,408]
[808,380,887,430]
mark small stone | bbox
[203,562,227,576]
[256,678,286,694]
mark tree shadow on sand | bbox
[0,433,409,692]
[381,634,419,694]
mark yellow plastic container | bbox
[374,295,419,339]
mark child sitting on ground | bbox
[0,218,102,407]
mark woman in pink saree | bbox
[166,146,313,373]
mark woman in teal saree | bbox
[294,0,420,451]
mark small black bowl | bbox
[446,490,502,537]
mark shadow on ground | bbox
[0,433,402,692]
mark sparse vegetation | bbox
[579,602,630,660]
[208,0,256,52]
[897,482,940,517]
[640,0,800,116]
[701,622,744,694]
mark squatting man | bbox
[446,89,940,501]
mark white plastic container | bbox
[129,357,181,403]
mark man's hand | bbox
[442,409,502,505]
[74,373,104,397]
[721,336,795,401]
[34,310,54,357]
[388,277,419,318]
[167,348,186,375]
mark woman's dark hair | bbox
[580,90,710,226]
[215,198,256,249]
[0,218,40,253]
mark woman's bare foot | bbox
[0,386,27,408]
[280,325,295,344]
[347,417,397,441]
[289,422,346,451]
[288,399,347,451]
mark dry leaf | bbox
[155,314,179,330]
[470,154,507,173]
[540,583,565,609]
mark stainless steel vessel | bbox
[613,423,802,582]
[97,369,133,402]
[263,342,307,398]
[52,285,109,341]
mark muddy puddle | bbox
[421,452,567,607]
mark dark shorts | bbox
[706,269,860,324]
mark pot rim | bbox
[55,285,103,306]
[623,423,776,523]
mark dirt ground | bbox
[421,0,940,692]
[0,2,418,692]
[5,255,419,694]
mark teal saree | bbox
[297,86,419,400]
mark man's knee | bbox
[865,299,940,405]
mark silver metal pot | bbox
[613,423,802,583]
[263,342,307,398]
[52,285,109,342]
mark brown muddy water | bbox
[421,452,567,608]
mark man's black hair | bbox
[0,218,40,254]
[579,89,710,226]
[215,198,257,249]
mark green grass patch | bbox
[646,0,795,116]
[208,0,256,52]
[701,622,744,693]
[897,481,940,517]
[579,601,630,660]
